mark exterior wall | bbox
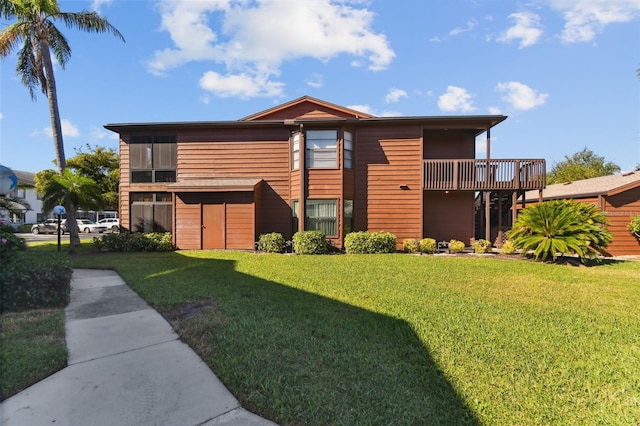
[603,187,640,256]
[423,191,475,243]
[423,130,475,159]
[355,125,423,247]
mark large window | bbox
[306,130,337,168]
[344,131,353,169]
[130,192,172,233]
[305,199,337,237]
[130,135,177,183]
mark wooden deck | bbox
[423,159,546,191]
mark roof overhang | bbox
[167,178,263,193]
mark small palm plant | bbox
[508,200,612,262]
[627,215,640,238]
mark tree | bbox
[547,148,621,184]
[508,200,612,263]
[36,168,102,248]
[0,0,124,173]
[66,144,119,210]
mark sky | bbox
[1,0,639,175]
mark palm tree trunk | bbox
[41,44,66,173]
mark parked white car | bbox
[98,218,120,232]
[62,219,108,233]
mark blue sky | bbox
[1,0,639,174]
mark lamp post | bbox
[53,205,66,252]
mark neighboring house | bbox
[524,172,640,256]
[0,169,42,225]
[105,96,546,250]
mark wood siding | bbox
[423,191,475,243]
[423,130,475,159]
[177,135,291,238]
[355,125,423,246]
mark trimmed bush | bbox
[257,232,285,253]
[368,232,397,254]
[94,232,173,252]
[1,251,72,312]
[403,239,420,253]
[501,240,516,255]
[0,224,15,233]
[472,239,492,254]
[292,230,327,255]
[344,231,370,254]
[0,231,27,259]
[420,238,437,254]
[449,239,466,253]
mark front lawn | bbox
[70,251,640,425]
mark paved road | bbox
[17,232,105,243]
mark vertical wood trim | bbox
[299,127,305,231]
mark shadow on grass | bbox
[100,253,481,426]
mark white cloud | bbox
[438,86,476,112]
[476,135,487,156]
[199,71,285,98]
[497,11,543,48]
[33,119,80,138]
[0,112,4,120]
[488,106,502,115]
[90,0,112,13]
[306,73,324,89]
[548,0,640,43]
[384,88,408,104]
[497,81,548,110]
[147,0,395,99]
[450,20,478,36]
[89,127,118,141]
[346,104,375,115]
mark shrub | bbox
[420,238,437,254]
[501,240,516,255]
[403,239,420,253]
[508,200,612,262]
[627,215,640,238]
[344,231,397,254]
[1,251,72,312]
[94,232,174,252]
[472,239,492,254]
[0,231,27,259]
[257,232,285,253]
[449,239,466,253]
[344,231,370,254]
[0,224,15,233]
[17,224,31,233]
[292,230,327,255]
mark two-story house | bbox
[105,96,545,250]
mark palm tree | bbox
[0,0,124,172]
[38,168,102,249]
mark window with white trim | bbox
[292,133,300,170]
[306,130,337,168]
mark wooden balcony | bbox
[423,159,546,191]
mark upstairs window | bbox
[344,131,353,169]
[292,133,300,170]
[306,130,337,168]
[130,135,177,183]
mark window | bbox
[305,199,337,237]
[344,200,353,236]
[130,135,177,183]
[131,192,172,233]
[292,133,300,170]
[344,131,353,169]
[306,130,337,168]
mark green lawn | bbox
[0,309,67,400]
[67,249,640,425]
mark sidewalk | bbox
[0,269,278,426]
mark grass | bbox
[0,308,67,401]
[63,248,640,425]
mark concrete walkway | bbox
[0,269,278,426]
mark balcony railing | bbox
[423,159,546,191]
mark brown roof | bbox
[525,172,640,201]
[167,178,263,192]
